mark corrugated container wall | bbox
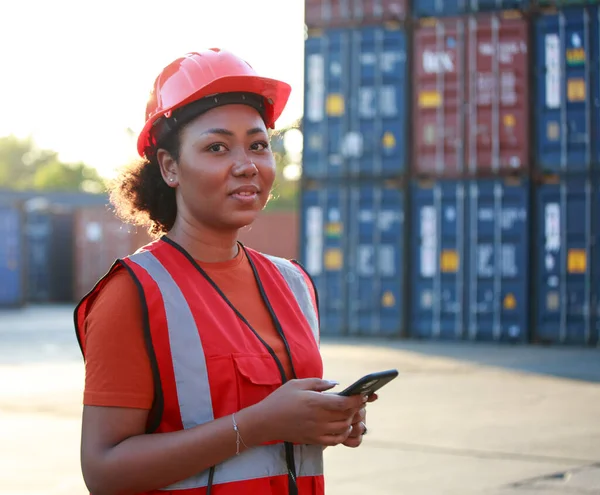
[24,206,75,303]
[534,6,600,173]
[535,177,599,346]
[300,181,404,336]
[413,13,529,177]
[0,204,25,307]
[465,179,530,342]
[73,208,151,301]
[305,0,409,28]
[412,0,529,18]
[410,179,530,341]
[410,181,466,339]
[303,25,408,179]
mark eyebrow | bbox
[200,127,267,137]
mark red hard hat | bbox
[137,48,292,157]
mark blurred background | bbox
[1,1,600,494]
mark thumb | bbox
[294,378,339,392]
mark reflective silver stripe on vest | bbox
[263,255,320,346]
[129,251,214,429]
[127,250,323,489]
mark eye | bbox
[251,141,269,151]
[207,143,227,153]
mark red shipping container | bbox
[413,13,529,177]
[305,0,408,29]
[73,207,151,301]
[238,211,298,260]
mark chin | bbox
[228,210,261,230]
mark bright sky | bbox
[0,0,305,177]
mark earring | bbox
[169,178,174,182]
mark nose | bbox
[232,157,258,178]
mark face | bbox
[158,104,276,232]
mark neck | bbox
[167,218,239,263]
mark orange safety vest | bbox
[75,237,324,495]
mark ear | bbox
[156,149,179,187]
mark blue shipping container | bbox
[300,182,404,336]
[410,181,466,339]
[466,180,530,342]
[300,184,349,335]
[0,204,24,307]
[535,7,600,172]
[412,0,528,18]
[536,178,599,346]
[303,26,407,179]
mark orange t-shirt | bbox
[83,248,303,409]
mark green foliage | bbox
[265,119,302,212]
[0,135,106,193]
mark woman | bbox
[75,48,374,495]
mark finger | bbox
[319,426,353,447]
[367,393,379,403]
[342,436,363,448]
[294,378,339,392]
[323,393,368,412]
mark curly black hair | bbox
[108,132,180,238]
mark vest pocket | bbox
[233,354,282,411]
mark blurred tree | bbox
[0,135,105,192]
[265,118,302,212]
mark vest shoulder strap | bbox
[261,254,320,346]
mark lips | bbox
[229,185,260,196]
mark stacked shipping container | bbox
[301,0,600,345]
[301,3,408,336]
[409,6,532,342]
[533,3,600,345]
[0,191,151,307]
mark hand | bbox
[256,378,368,447]
[342,393,378,448]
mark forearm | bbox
[84,404,269,495]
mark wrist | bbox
[233,402,276,447]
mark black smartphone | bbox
[337,369,399,397]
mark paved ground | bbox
[0,305,599,494]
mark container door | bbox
[347,183,404,336]
[24,209,52,302]
[466,180,529,342]
[300,184,349,336]
[0,205,24,307]
[303,29,352,180]
[413,19,466,177]
[350,26,407,178]
[50,210,75,303]
[536,178,594,345]
[466,14,529,176]
[410,181,466,339]
[535,7,599,172]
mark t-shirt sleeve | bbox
[82,266,154,410]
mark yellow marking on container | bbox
[503,293,517,310]
[419,91,442,108]
[382,132,396,149]
[324,248,343,271]
[382,291,396,308]
[441,250,459,273]
[567,249,587,273]
[326,94,345,116]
